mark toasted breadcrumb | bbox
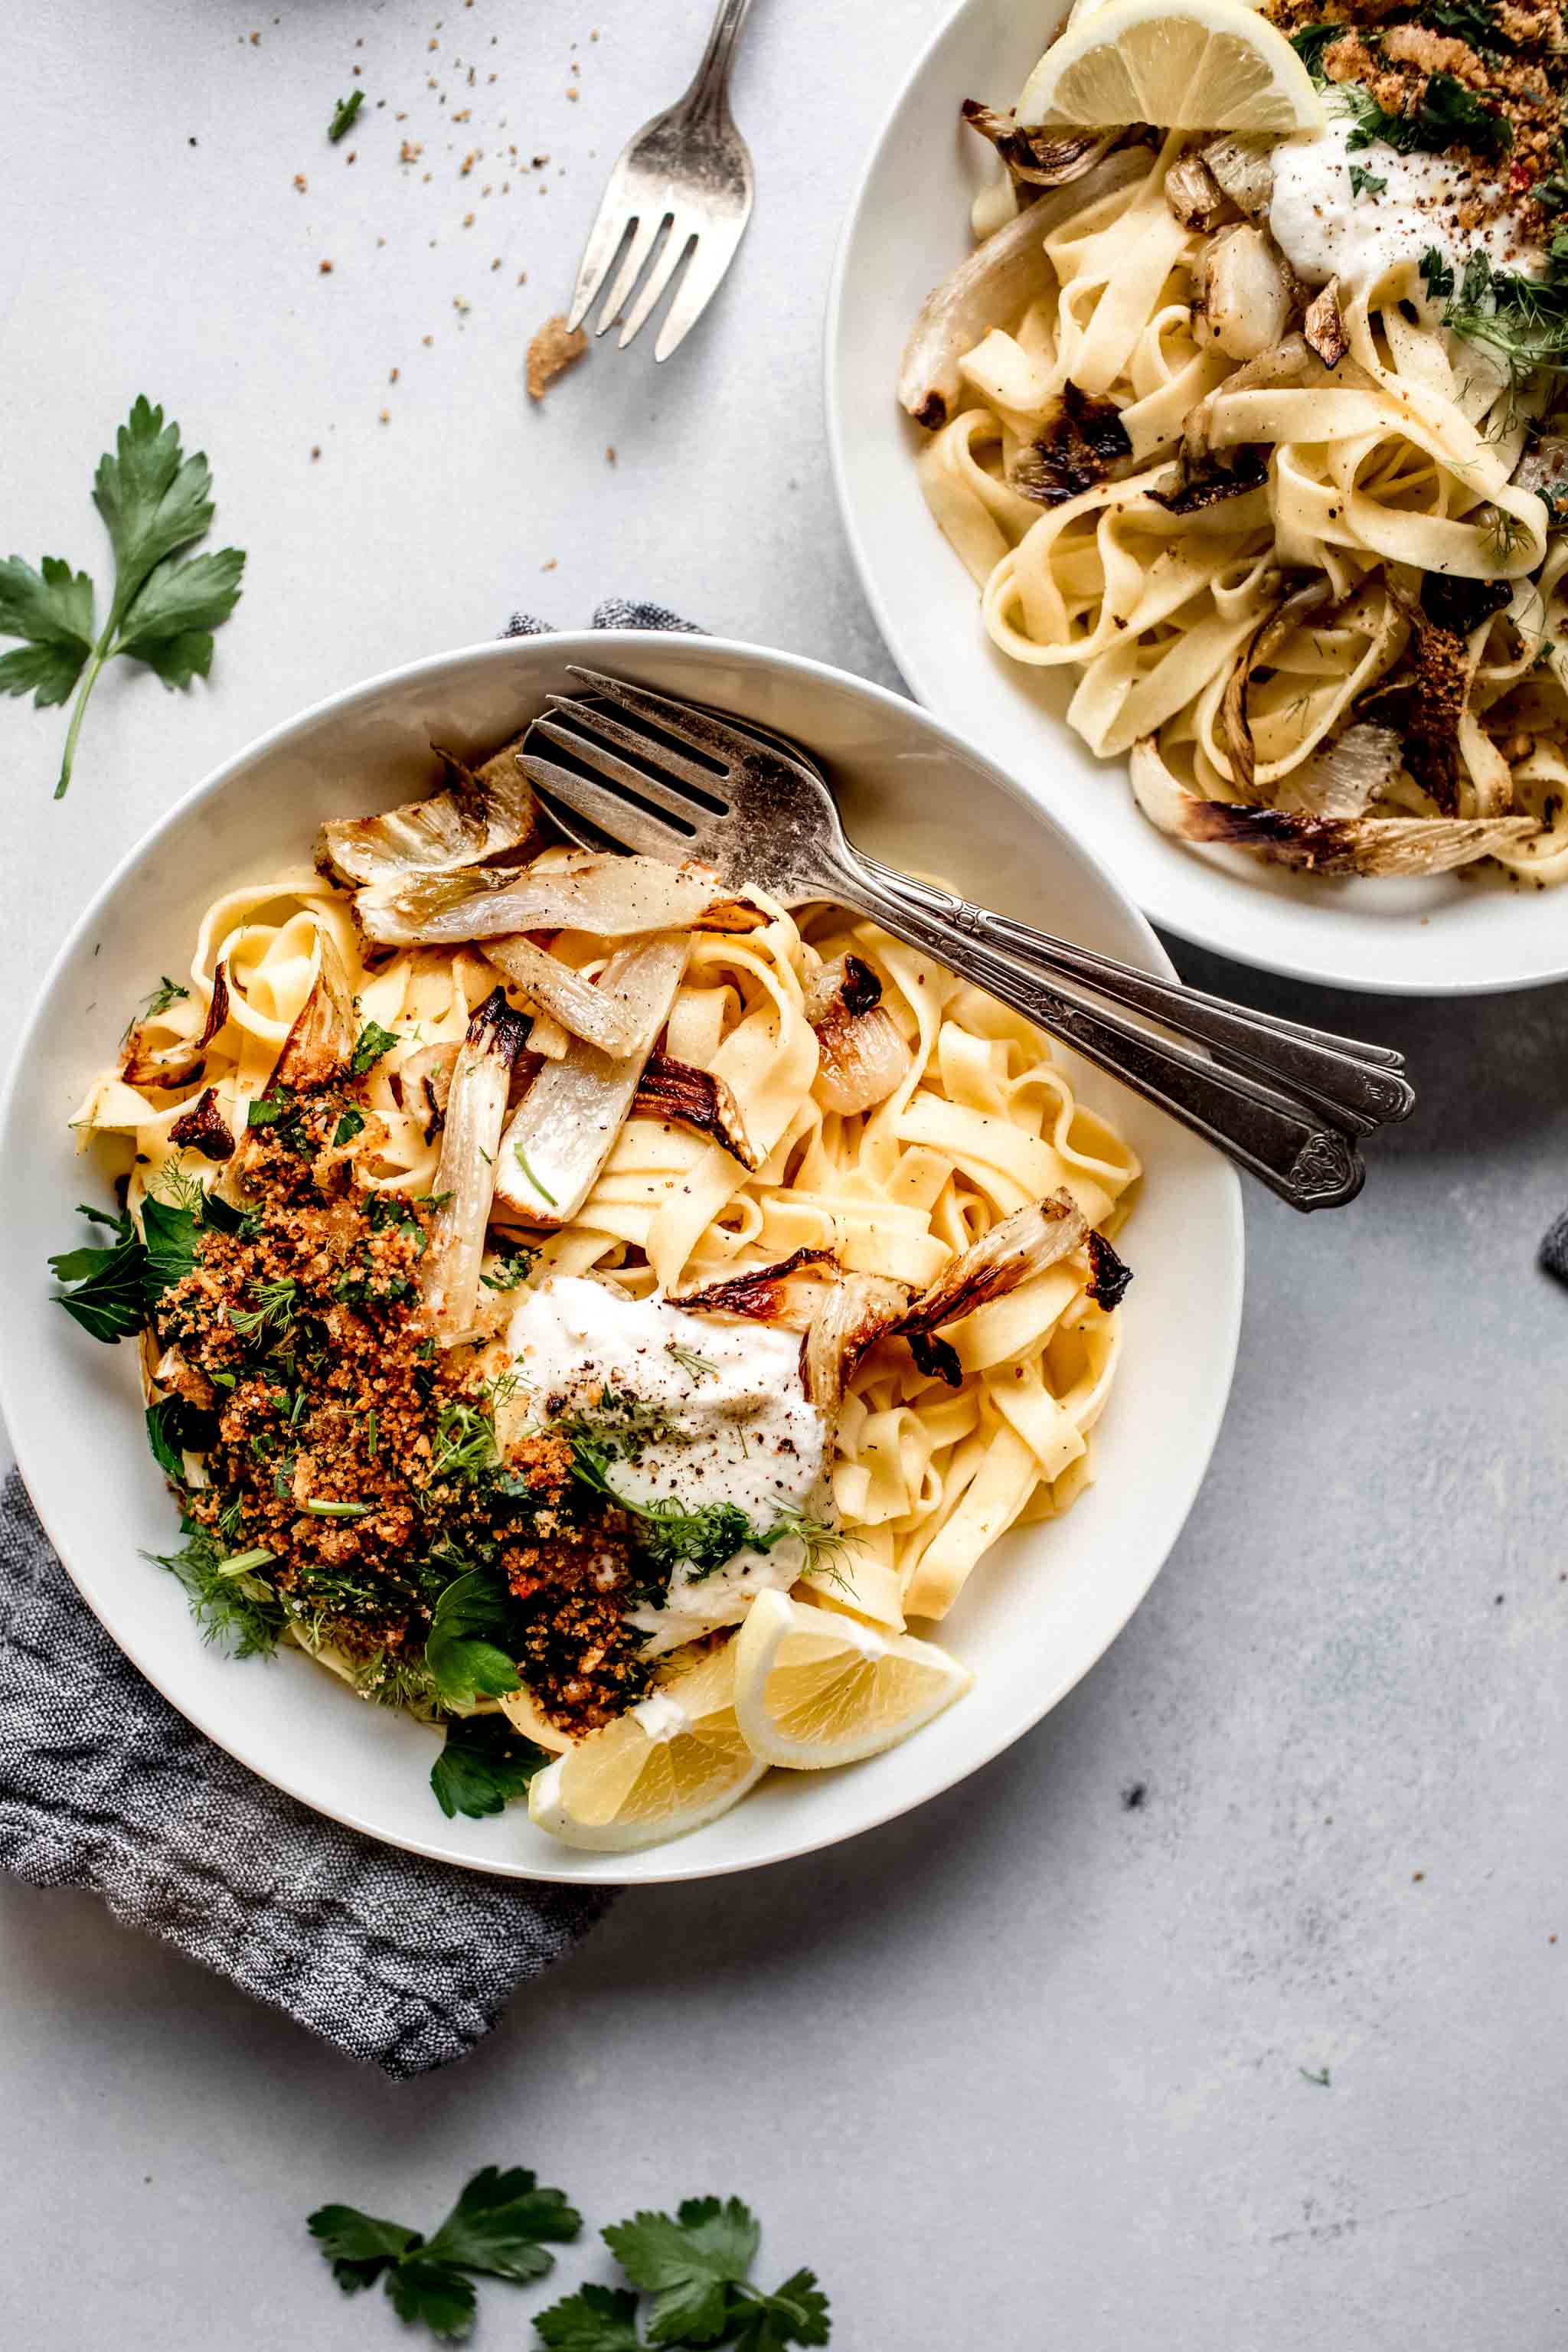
[526,314,587,401]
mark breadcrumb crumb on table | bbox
[526,314,587,401]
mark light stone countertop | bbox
[4,3,1566,2345]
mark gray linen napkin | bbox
[0,598,698,2076]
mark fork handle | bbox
[682,0,756,118]
[833,862,1365,1211]
[858,857,1415,1136]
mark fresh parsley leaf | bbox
[308,2203,423,2295]
[1289,23,1341,83]
[1420,0,1502,52]
[329,88,365,142]
[430,1713,551,1818]
[604,2198,762,2346]
[350,1019,400,1076]
[333,1106,367,1146]
[309,2167,581,2342]
[1348,165,1387,198]
[1338,74,1510,163]
[1419,247,1455,300]
[422,2166,583,2284]
[140,1193,202,1304]
[425,1568,522,1706]
[247,1093,290,1127]
[0,398,245,797]
[729,2269,831,2351]
[535,2284,645,2350]
[145,1396,214,1481]
[48,1204,146,1342]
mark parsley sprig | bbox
[569,1436,841,1584]
[0,397,244,797]
[539,2197,830,2350]
[309,2167,583,2342]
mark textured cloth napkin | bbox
[0,599,697,2076]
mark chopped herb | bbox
[1337,74,1511,164]
[1419,247,1455,301]
[513,1143,558,1205]
[305,1498,373,1520]
[430,1713,551,1818]
[145,1396,196,1481]
[139,1193,203,1303]
[1289,23,1341,83]
[0,396,245,799]
[366,1408,378,1457]
[247,1094,290,1127]
[349,1020,400,1076]
[333,1107,367,1146]
[328,89,365,142]
[1348,165,1387,198]
[1420,0,1503,52]
[569,1436,841,1583]
[1442,246,1568,381]
[1299,2065,1332,2087]
[665,1341,719,1381]
[428,1397,503,1485]
[481,1243,537,1292]
[308,2167,581,2341]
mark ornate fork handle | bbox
[836,858,1365,1210]
[858,856,1413,1138]
[680,0,756,119]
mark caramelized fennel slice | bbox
[481,928,664,1057]
[631,1052,761,1169]
[802,954,913,1115]
[121,962,231,1092]
[422,987,534,1343]
[315,735,541,887]
[492,933,690,1224]
[898,146,1148,429]
[355,852,760,949]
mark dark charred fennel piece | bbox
[630,1052,760,1168]
[423,986,534,1344]
[167,1086,237,1160]
[315,734,543,887]
[355,851,758,949]
[1009,384,1133,508]
[120,962,230,1092]
[960,102,1119,199]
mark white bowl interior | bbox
[825,0,1568,997]
[0,632,1241,1883]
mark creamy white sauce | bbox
[1269,116,1543,303]
[502,1276,827,1655]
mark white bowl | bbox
[0,631,1242,1883]
[825,0,1568,998]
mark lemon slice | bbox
[1018,0,1325,134]
[732,1590,973,1770]
[527,1644,765,1852]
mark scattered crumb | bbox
[345,150,357,165]
[423,334,435,345]
[377,236,386,248]
[516,269,528,284]
[389,367,400,383]
[542,557,558,571]
[566,87,579,100]
[318,260,334,275]
[526,314,587,401]
[491,257,502,270]
[379,409,390,424]
[310,446,322,461]
[453,295,471,314]
[1412,1870,1426,1883]
[463,211,475,227]
[606,445,617,465]
[400,140,423,163]
[293,172,307,191]
[1120,1780,1147,1811]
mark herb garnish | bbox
[665,1341,718,1382]
[1289,23,1341,83]
[430,1713,551,1818]
[568,1436,840,1583]
[48,1204,148,1342]
[333,1106,367,1147]
[122,974,189,1041]
[328,89,365,143]
[424,1566,522,1707]
[537,2197,830,2350]
[514,1144,559,1206]
[1348,164,1387,198]
[1442,242,1568,383]
[481,1243,538,1292]
[147,1524,283,1656]
[1338,74,1511,163]
[0,397,245,797]
[349,1019,400,1076]
[309,2166,581,2341]
[1419,247,1455,302]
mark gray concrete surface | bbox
[3,3,1565,2345]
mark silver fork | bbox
[518,668,1419,1210]
[565,0,756,362]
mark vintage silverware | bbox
[518,668,1417,1210]
[566,0,756,360]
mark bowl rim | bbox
[0,627,1244,1882]
[820,0,1568,1000]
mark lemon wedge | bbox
[527,1643,765,1851]
[732,1589,972,1770]
[1018,0,1325,134]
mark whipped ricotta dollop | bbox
[1269,116,1543,303]
[503,1275,827,1655]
